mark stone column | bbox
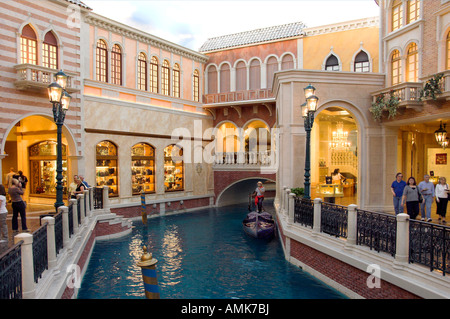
[312,198,322,234]
[70,199,78,234]
[14,233,35,299]
[59,206,69,247]
[77,194,85,224]
[346,204,358,248]
[394,213,410,267]
[288,193,296,224]
[42,216,57,269]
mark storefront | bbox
[131,143,155,194]
[164,144,184,192]
[96,140,118,197]
[29,141,67,197]
[311,107,358,206]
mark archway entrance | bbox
[216,178,276,207]
[2,115,75,205]
[311,106,359,206]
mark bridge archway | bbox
[215,176,276,207]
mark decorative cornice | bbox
[303,16,380,37]
[85,13,209,64]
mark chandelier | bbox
[329,122,351,150]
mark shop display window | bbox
[164,144,184,192]
[132,143,155,194]
[29,141,67,197]
[96,141,118,197]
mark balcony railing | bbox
[203,89,274,104]
[13,64,78,93]
[371,82,423,111]
[213,151,275,169]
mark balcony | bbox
[213,151,276,172]
[14,64,79,94]
[203,89,274,105]
[421,70,450,102]
[371,82,423,112]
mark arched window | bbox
[150,56,159,93]
[164,144,184,192]
[132,143,155,194]
[20,24,37,65]
[392,0,403,32]
[162,60,170,96]
[207,65,218,94]
[173,63,180,98]
[406,43,418,82]
[325,54,339,71]
[354,51,370,72]
[96,141,118,197]
[193,69,200,102]
[235,61,247,91]
[391,49,402,85]
[447,32,450,70]
[96,39,108,82]
[111,44,122,85]
[249,59,261,90]
[407,0,420,24]
[266,56,278,89]
[220,63,230,93]
[43,31,58,69]
[281,54,294,70]
[138,52,147,91]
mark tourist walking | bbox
[8,179,28,233]
[402,177,421,220]
[435,177,449,225]
[418,174,435,222]
[0,185,8,242]
[391,172,406,215]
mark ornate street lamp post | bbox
[301,84,319,199]
[48,70,71,210]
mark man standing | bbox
[418,174,435,222]
[391,173,406,215]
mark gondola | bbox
[242,195,275,239]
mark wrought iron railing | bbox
[356,209,397,256]
[32,225,48,283]
[0,241,22,299]
[294,197,314,228]
[320,202,348,238]
[54,211,63,255]
[94,187,103,209]
[409,220,450,276]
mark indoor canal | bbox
[77,202,347,299]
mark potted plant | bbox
[291,187,304,198]
[370,93,385,122]
[419,73,444,101]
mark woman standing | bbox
[8,178,28,233]
[0,185,8,242]
[402,177,421,220]
[435,177,449,225]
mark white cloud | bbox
[83,0,379,50]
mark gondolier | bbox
[254,181,265,213]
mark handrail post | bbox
[77,194,85,225]
[281,186,287,215]
[103,186,110,211]
[83,189,90,216]
[70,199,79,234]
[288,193,295,224]
[59,206,69,247]
[285,188,291,217]
[42,216,57,269]
[312,198,322,234]
[394,213,410,268]
[89,187,94,213]
[14,233,35,299]
[346,204,358,248]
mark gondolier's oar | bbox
[248,193,252,212]
[141,191,147,225]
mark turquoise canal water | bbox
[77,203,346,299]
